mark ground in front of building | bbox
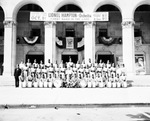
[0,106,150,121]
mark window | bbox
[30,29,41,43]
[31,29,40,36]
[134,29,141,37]
[99,29,107,37]
[65,29,75,37]
[0,28,4,36]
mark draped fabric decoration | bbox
[77,38,84,51]
[23,36,39,45]
[100,37,115,45]
[99,37,122,45]
[56,37,84,51]
[56,37,63,48]
[135,36,142,47]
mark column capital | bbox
[84,21,96,28]
[44,21,56,28]
[121,19,135,28]
[3,20,17,28]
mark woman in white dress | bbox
[77,65,84,87]
[19,72,26,88]
[107,74,112,88]
[116,73,121,88]
[27,73,33,88]
[39,74,44,88]
[97,73,104,88]
[120,72,127,88]
[89,64,96,88]
[111,74,116,88]
[53,71,62,88]
[43,73,48,88]
[47,73,53,88]
[33,59,38,69]
[76,60,80,69]
[33,74,38,88]
[26,59,31,69]
[36,74,41,88]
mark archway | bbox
[95,4,122,65]
[16,4,44,64]
[56,4,83,63]
[0,7,4,75]
[134,4,150,74]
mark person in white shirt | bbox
[19,60,25,70]
[33,59,38,69]
[26,59,31,68]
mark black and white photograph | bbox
[0,0,150,121]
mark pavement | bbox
[1,107,150,121]
[0,86,150,108]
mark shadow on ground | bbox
[126,112,150,121]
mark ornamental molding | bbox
[44,21,56,28]
[121,20,135,28]
[84,21,96,28]
[3,20,17,28]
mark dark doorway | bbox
[62,54,78,64]
[0,54,3,75]
[66,29,75,37]
[26,54,44,64]
[98,54,114,64]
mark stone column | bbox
[44,21,56,64]
[3,20,16,76]
[122,19,135,77]
[84,21,96,64]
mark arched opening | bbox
[56,4,83,64]
[95,4,122,65]
[16,4,44,65]
[134,4,150,74]
[0,7,4,75]
[57,4,82,12]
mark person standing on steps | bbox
[14,64,21,87]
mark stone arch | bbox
[54,0,83,12]
[12,0,44,20]
[133,0,150,16]
[94,0,122,14]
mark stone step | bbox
[0,76,15,86]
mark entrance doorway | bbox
[98,54,114,64]
[26,54,44,64]
[62,54,78,64]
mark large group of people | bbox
[17,58,128,88]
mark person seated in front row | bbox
[120,72,127,88]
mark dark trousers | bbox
[15,76,19,87]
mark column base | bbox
[2,71,12,76]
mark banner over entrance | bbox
[30,12,109,22]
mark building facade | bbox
[0,0,150,84]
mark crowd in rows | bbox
[18,58,128,88]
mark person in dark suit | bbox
[14,64,22,87]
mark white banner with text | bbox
[30,12,109,22]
